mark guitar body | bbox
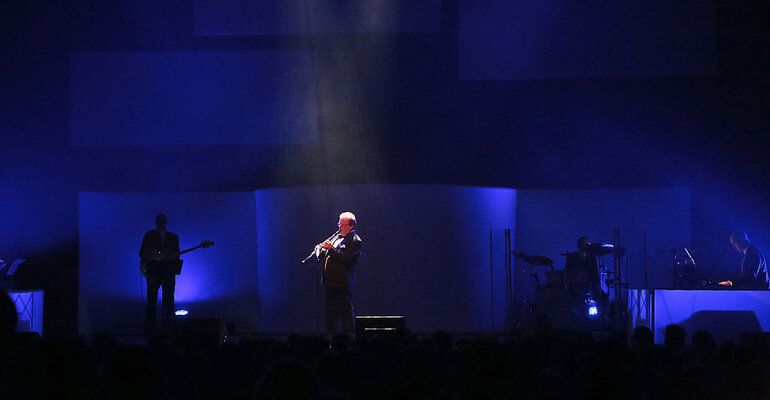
[139,240,214,277]
[140,259,184,276]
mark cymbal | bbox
[511,251,554,266]
[588,242,614,256]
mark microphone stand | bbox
[300,229,340,264]
[303,229,338,333]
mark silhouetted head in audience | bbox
[631,326,654,349]
[253,359,317,400]
[454,339,512,399]
[692,330,715,353]
[329,333,352,351]
[432,330,454,354]
[0,288,17,348]
[664,324,686,352]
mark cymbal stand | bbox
[612,229,629,331]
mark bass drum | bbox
[566,280,594,297]
[543,293,588,331]
[535,284,564,305]
[545,269,566,288]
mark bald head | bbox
[730,231,749,252]
[338,211,356,236]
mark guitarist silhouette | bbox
[139,213,179,334]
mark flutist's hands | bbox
[320,240,333,250]
[719,280,733,286]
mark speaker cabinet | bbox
[355,315,405,338]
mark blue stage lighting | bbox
[175,309,189,316]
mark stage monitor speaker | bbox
[355,315,405,338]
[172,317,226,347]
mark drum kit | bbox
[513,243,616,330]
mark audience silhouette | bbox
[0,319,769,399]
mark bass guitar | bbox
[139,240,214,276]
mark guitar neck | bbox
[178,246,202,256]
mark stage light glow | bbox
[78,192,258,335]
[175,309,189,316]
[587,299,598,317]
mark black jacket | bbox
[139,229,180,275]
[564,251,601,296]
[320,230,362,291]
[734,243,769,289]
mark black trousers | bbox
[325,287,355,337]
[146,273,175,330]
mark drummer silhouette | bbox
[564,237,602,297]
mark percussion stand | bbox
[612,229,629,331]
